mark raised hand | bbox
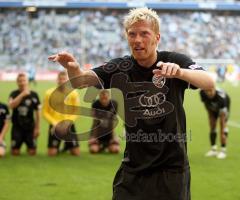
[48,51,80,70]
[48,51,100,88]
[21,89,30,97]
[153,61,183,78]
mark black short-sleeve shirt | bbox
[91,100,118,138]
[9,90,41,130]
[92,51,203,173]
[200,89,230,115]
[0,102,10,132]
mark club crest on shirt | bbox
[152,74,166,88]
[24,99,32,106]
[0,108,6,115]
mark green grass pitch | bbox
[0,80,240,200]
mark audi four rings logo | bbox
[139,92,166,107]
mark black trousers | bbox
[113,166,191,200]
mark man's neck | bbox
[136,51,158,68]
[58,86,66,93]
[19,87,28,91]
[100,101,110,107]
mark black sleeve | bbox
[168,52,196,69]
[220,99,226,109]
[199,90,205,102]
[5,105,9,117]
[92,101,98,109]
[220,96,228,109]
[9,90,17,99]
[217,90,228,109]
[168,52,205,89]
[32,92,41,110]
[92,58,122,89]
[3,104,10,120]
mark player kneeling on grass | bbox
[9,73,41,156]
[0,101,10,157]
[200,88,230,159]
[43,71,80,156]
[89,90,120,154]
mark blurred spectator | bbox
[216,65,227,82]
[26,64,37,85]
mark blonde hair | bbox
[123,7,160,34]
[58,70,68,78]
[99,89,110,96]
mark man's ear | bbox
[156,33,161,42]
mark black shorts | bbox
[212,97,230,121]
[212,110,229,122]
[113,166,191,200]
[89,133,119,150]
[11,125,36,150]
[48,124,79,149]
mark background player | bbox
[0,101,10,157]
[9,73,41,156]
[200,88,230,159]
[42,71,80,156]
[89,89,120,154]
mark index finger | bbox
[58,51,76,62]
[58,51,70,56]
[48,54,57,61]
[156,61,164,68]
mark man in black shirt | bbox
[0,102,10,157]
[89,89,120,154]
[200,88,230,159]
[9,73,41,156]
[49,7,214,200]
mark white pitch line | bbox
[228,121,240,128]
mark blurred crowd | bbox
[0,9,239,69]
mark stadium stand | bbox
[0,9,239,69]
[0,0,239,69]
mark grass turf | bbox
[0,80,240,200]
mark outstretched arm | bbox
[48,52,99,88]
[153,62,215,90]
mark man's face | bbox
[99,92,110,106]
[17,75,28,90]
[126,20,160,63]
[57,74,68,87]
